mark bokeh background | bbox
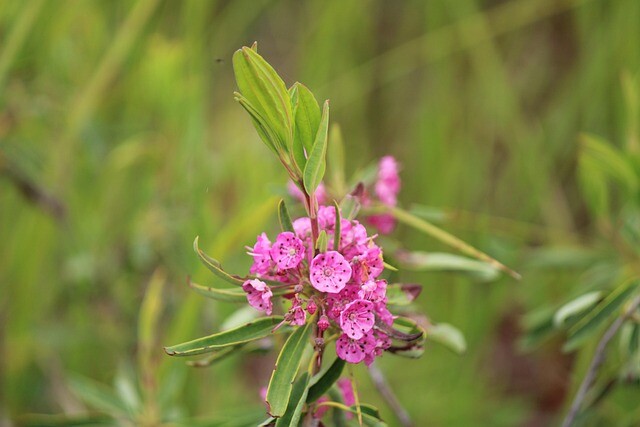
[2,0,640,425]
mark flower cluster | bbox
[363,155,401,234]
[243,205,393,365]
[288,155,401,234]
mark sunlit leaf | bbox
[396,251,500,282]
[292,82,321,154]
[164,316,285,357]
[266,322,313,417]
[303,100,330,195]
[425,323,467,355]
[553,291,602,327]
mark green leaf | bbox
[333,200,342,251]
[164,316,285,357]
[396,251,500,282]
[316,230,328,253]
[303,100,330,195]
[278,199,294,232]
[425,323,467,355]
[293,83,321,154]
[275,373,310,427]
[307,357,346,403]
[266,322,314,417]
[68,375,128,416]
[189,278,290,303]
[186,346,240,368]
[193,236,244,286]
[580,133,638,193]
[553,291,602,328]
[232,47,293,154]
[234,93,280,156]
[189,280,249,302]
[385,206,520,280]
[385,283,422,306]
[565,279,640,352]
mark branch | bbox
[561,294,640,427]
[368,362,413,427]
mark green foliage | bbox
[303,100,330,196]
[164,316,286,357]
[307,357,346,403]
[266,321,314,417]
[277,199,295,232]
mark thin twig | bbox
[562,295,640,427]
[368,362,413,427]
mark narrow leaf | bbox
[278,199,294,232]
[565,279,640,351]
[307,357,346,403]
[193,236,244,286]
[275,373,310,427]
[333,200,341,251]
[425,323,467,355]
[553,291,602,327]
[68,375,128,416]
[164,316,285,357]
[293,83,321,153]
[266,322,314,417]
[316,230,328,253]
[396,251,500,282]
[303,100,330,195]
[385,283,422,306]
[328,124,346,195]
[384,206,521,280]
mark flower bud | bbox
[306,299,317,315]
[317,314,330,331]
[314,337,325,349]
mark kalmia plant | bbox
[165,44,517,426]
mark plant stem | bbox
[562,294,640,427]
[368,362,413,427]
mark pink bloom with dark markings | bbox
[336,331,377,364]
[310,251,352,293]
[242,279,273,315]
[247,233,273,276]
[340,299,375,339]
[270,231,305,270]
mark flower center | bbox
[288,247,297,256]
[323,267,334,277]
[349,312,357,321]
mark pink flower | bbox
[358,279,387,303]
[364,331,392,366]
[285,297,306,326]
[340,299,375,339]
[337,378,355,406]
[351,245,384,284]
[336,331,376,364]
[288,181,327,205]
[247,233,273,276]
[367,214,396,234]
[242,279,273,315]
[313,396,330,419]
[375,156,400,206]
[270,231,305,270]
[310,251,352,294]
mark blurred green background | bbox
[2,0,640,425]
